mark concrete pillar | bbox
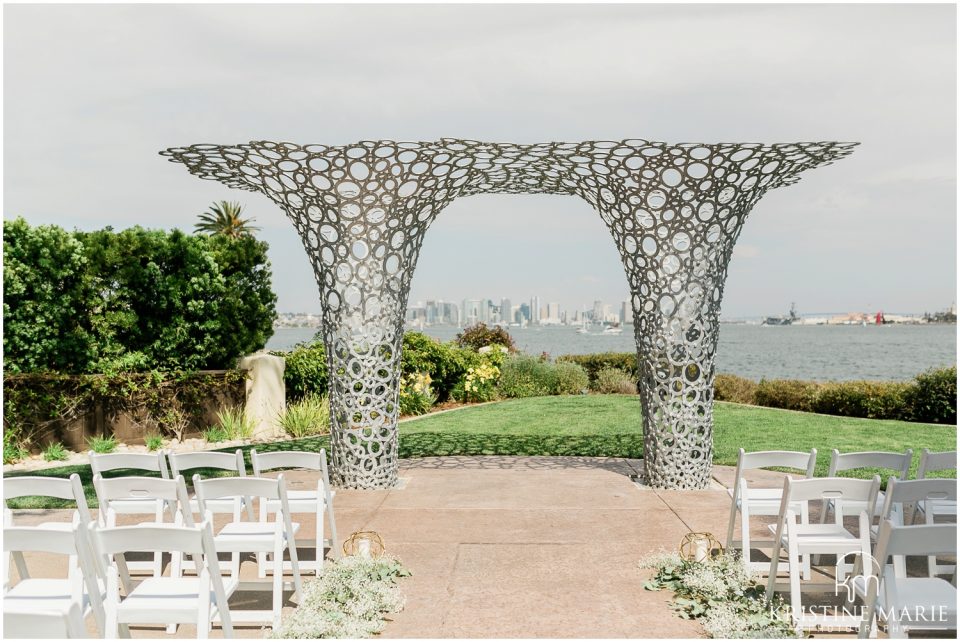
[239,352,286,440]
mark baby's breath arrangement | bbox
[639,551,797,639]
[273,554,411,639]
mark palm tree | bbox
[195,201,259,238]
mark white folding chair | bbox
[858,521,957,639]
[765,476,880,633]
[88,518,234,639]
[915,449,958,576]
[3,517,106,637]
[876,477,957,577]
[3,602,88,639]
[4,474,92,581]
[92,474,193,582]
[821,450,912,522]
[251,448,340,577]
[725,448,817,578]
[194,475,303,628]
[89,451,173,577]
[168,449,254,520]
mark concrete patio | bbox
[6,456,929,638]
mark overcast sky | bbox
[4,3,956,317]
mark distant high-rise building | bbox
[592,300,604,323]
[530,296,541,324]
[519,303,530,323]
[462,299,481,325]
[620,301,630,325]
[547,302,561,323]
[500,298,512,325]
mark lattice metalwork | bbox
[161,139,856,489]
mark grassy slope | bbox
[5,395,955,508]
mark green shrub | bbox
[452,360,500,403]
[87,435,117,454]
[498,355,556,398]
[278,394,331,438]
[203,426,229,443]
[557,352,638,383]
[3,430,27,464]
[215,405,255,440]
[43,442,68,462]
[401,332,474,401]
[592,367,637,394]
[455,323,516,352]
[754,379,821,413]
[908,366,957,424]
[277,340,328,401]
[813,380,911,420]
[3,219,277,374]
[144,434,165,451]
[399,373,437,416]
[553,361,590,395]
[713,374,758,405]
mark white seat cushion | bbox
[853,575,957,630]
[116,577,235,622]
[4,578,101,615]
[769,522,861,552]
[213,521,300,552]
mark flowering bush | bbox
[454,361,500,403]
[639,551,796,639]
[399,372,437,416]
[273,554,410,639]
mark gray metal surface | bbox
[162,139,856,489]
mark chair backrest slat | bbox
[917,449,958,478]
[780,476,881,515]
[93,474,188,503]
[3,474,91,525]
[91,523,206,556]
[875,520,957,557]
[3,526,78,557]
[251,449,322,475]
[738,448,817,475]
[193,475,283,502]
[4,475,74,500]
[89,451,170,478]
[829,449,912,478]
[168,449,245,477]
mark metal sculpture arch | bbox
[162,138,856,490]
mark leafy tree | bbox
[3,217,97,373]
[195,201,259,238]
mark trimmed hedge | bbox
[560,352,955,425]
[556,352,638,382]
[3,218,276,374]
[713,374,758,405]
[734,367,956,425]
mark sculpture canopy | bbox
[162,138,856,490]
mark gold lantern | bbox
[679,532,723,563]
[343,531,386,559]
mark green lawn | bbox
[5,395,955,508]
